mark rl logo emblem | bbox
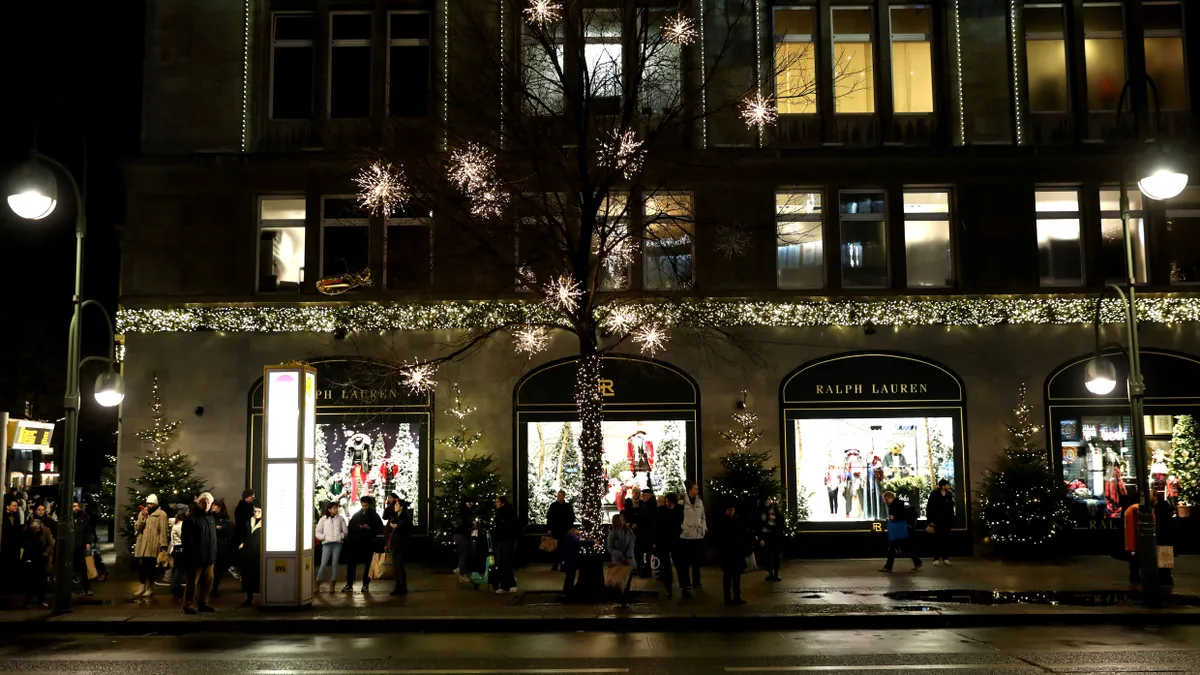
[598,379,616,397]
[872,522,883,532]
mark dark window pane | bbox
[272,47,314,119]
[1143,2,1182,32]
[1025,6,1064,34]
[323,198,362,220]
[1083,5,1123,33]
[322,226,370,277]
[387,226,431,290]
[775,9,813,37]
[275,14,314,40]
[840,221,889,288]
[390,46,431,117]
[832,8,872,35]
[331,47,372,118]
[890,8,929,34]
[391,13,430,40]
[332,14,372,40]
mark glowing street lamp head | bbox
[94,370,126,408]
[1137,169,1188,201]
[6,160,57,220]
[1084,356,1118,396]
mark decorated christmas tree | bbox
[651,422,687,496]
[529,423,582,523]
[432,384,505,546]
[710,402,780,525]
[94,453,117,522]
[387,425,422,517]
[123,375,208,538]
[1168,414,1200,506]
[977,384,1072,559]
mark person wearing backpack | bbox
[879,491,922,572]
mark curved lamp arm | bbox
[31,151,86,237]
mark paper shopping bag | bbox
[604,564,632,592]
[370,551,395,580]
[1158,545,1175,569]
[84,554,99,580]
[539,535,558,553]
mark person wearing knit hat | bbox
[133,494,170,597]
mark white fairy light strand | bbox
[116,296,1200,334]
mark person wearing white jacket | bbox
[314,503,348,592]
[678,481,708,593]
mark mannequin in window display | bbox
[346,433,371,503]
[1104,453,1127,518]
[864,454,888,520]
[824,462,842,516]
[627,431,656,483]
[844,450,865,519]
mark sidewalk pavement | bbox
[4,556,1199,634]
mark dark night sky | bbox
[1,1,146,492]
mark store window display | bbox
[314,422,423,520]
[794,416,955,521]
[1061,414,1186,520]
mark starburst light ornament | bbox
[449,142,509,219]
[740,92,778,129]
[633,323,668,356]
[602,306,637,334]
[513,326,551,355]
[598,129,645,179]
[546,274,583,311]
[402,361,438,394]
[663,14,698,45]
[354,161,408,216]
[524,0,562,25]
[597,233,638,275]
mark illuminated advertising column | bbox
[261,364,316,608]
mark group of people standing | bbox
[132,489,262,612]
[314,493,414,596]
[1,491,97,607]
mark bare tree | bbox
[349,0,863,531]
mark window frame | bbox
[328,10,373,120]
[1165,188,1200,285]
[319,194,371,281]
[386,9,432,118]
[888,5,935,115]
[1023,2,1072,114]
[1098,186,1147,284]
[830,5,876,115]
[256,195,308,294]
[643,191,696,291]
[269,11,316,121]
[1034,187,1085,287]
[385,205,433,292]
[1081,2,1128,112]
[1142,0,1188,111]
[775,189,825,290]
[773,5,818,116]
[901,188,953,289]
[837,188,889,288]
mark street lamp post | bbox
[6,151,124,613]
[1084,75,1188,609]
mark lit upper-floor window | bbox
[644,192,694,290]
[1035,189,1083,287]
[774,7,818,115]
[1099,188,1147,283]
[388,11,431,118]
[890,6,934,114]
[330,12,373,119]
[832,7,875,114]
[1083,3,1126,111]
[776,190,824,289]
[258,196,307,293]
[271,13,315,120]
[903,190,952,288]
[1025,3,1069,113]
[1143,1,1187,111]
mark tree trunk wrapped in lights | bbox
[574,350,605,533]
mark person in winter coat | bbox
[545,491,575,572]
[632,488,658,578]
[167,509,187,597]
[133,494,170,598]
[181,492,218,614]
[454,499,476,583]
[925,479,955,566]
[234,489,256,550]
[209,499,233,597]
[1,498,22,594]
[717,505,750,605]
[71,501,96,596]
[315,502,348,592]
[678,481,708,591]
[880,492,922,572]
[654,493,684,597]
[491,496,520,594]
[559,526,594,600]
[606,513,636,608]
[240,507,262,606]
[344,496,383,593]
[388,499,413,595]
[22,518,55,607]
[757,495,783,582]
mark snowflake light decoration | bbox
[402,361,438,394]
[663,14,698,45]
[449,143,509,218]
[603,237,638,274]
[598,129,645,179]
[714,222,751,259]
[546,274,583,311]
[602,306,637,334]
[524,0,562,25]
[513,326,551,355]
[740,92,778,129]
[354,161,408,216]
[633,323,669,356]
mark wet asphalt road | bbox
[2,626,1200,674]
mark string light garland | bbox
[545,275,583,312]
[513,325,551,355]
[598,129,645,179]
[354,161,409,216]
[741,92,777,129]
[524,0,562,25]
[117,296,1200,334]
[633,323,668,356]
[663,14,698,45]
[444,382,476,421]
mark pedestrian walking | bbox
[606,513,636,608]
[71,501,96,596]
[925,479,955,566]
[315,502,347,592]
[181,492,218,614]
[344,496,383,593]
[492,496,520,594]
[546,490,575,572]
[1,498,22,594]
[210,499,232,597]
[133,494,170,597]
[21,518,54,607]
[880,491,922,572]
[166,507,187,597]
[633,488,657,577]
[453,498,476,583]
[717,505,749,606]
[654,493,683,597]
[388,499,413,596]
[757,495,783,582]
[678,481,708,593]
[240,507,262,606]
